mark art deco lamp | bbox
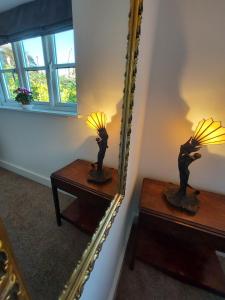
[164,118,225,215]
[86,112,112,184]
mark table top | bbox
[51,159,118,200]
[141,178,225,236]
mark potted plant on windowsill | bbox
[14,88,33,110]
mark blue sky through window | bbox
[23,37,44,66]
[22,30,75,67]
[55,30,75,64]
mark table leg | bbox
[130,216,139,270]
[51,180,61,226]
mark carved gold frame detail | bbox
[0,218,30,299]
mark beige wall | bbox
[139,0,225,194]
[0,0,129,181]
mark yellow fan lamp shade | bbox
[193,118,225,145]
[86,112,107,130]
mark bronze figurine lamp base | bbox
[164,118,225,215]
[86,112,112,184]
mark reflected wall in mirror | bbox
[0,0,143,299]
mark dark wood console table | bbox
[131,178,225,297]
[50,159,118,234]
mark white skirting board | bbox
[0,159,50,187]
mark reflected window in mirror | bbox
[0,29,77,111]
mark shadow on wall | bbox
[106,99,122,168]
[137,0,225,197]
[138,0,189,186]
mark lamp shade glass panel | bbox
[193,118,225,145]
[86,112,107,130]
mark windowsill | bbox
[0,105,77,117]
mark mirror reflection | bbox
[0,0,129,298]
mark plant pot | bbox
[21,104,33,110]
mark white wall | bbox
[139,0,225,195]
[79,1,159,299]
[0,0,128,182]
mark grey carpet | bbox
[0,167,90,300]
[116,248,225,300]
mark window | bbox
[0,30,77,113]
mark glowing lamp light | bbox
[86,112,112,184]
[86,112,107,130]
[193,118,225,145]
[164,118,225,215]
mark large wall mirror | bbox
[0,0,143,299]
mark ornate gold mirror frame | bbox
[60,0,143,299]
[0,218,30,299]
[0,0,143,299]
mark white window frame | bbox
[0,31,77,114]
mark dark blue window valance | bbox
[0,0,73,46]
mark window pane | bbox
[55,30,75,64]
[58,68,77,103]
[4,72,19,99]
[27,70,49,102]
[23,37,45,67]
[0,44,16,69]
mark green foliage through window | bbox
[28,71,49,102]
[58,68,77,103]
[5,72,19,98]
